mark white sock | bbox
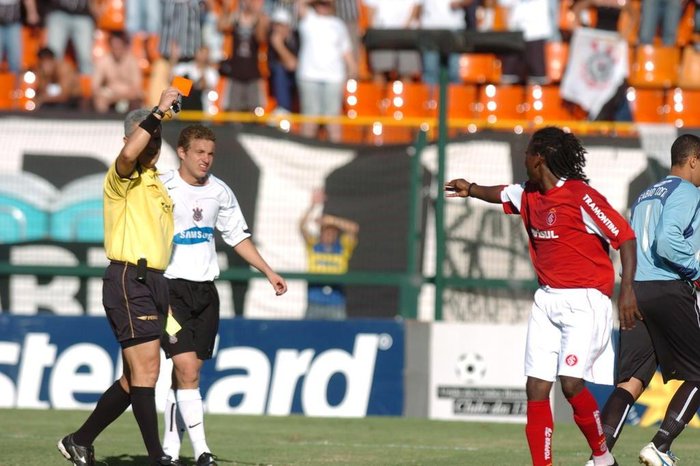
[593,449,615,466]
[162,388,184,459]
[177,388,211,459]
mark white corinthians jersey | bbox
[160,170,251,282]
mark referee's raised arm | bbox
[116,86,180,177]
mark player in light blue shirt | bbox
[593,134,700,466]
[630,175,700,282]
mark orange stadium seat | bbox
[678,46,700,90]
[0,73,14,109]
[344,80,385,117]
[492,5,509,31]
[628,45,680,88]
[628,87,666,122]
[446,83,477,120]
[477,5,509,31]
[98,0,125,31]
[21,26,44,71]
[525,85,579,123]
[476,84,526,123]
[426,83,478,137]
[545,42,568,84]
[379,80,431,143]
[459,53,501,84]
[385,80,431,118]
[343,80,385,143]
[666,88,700,127]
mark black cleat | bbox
[196,452,218,465]
[57,434,95,466]
[153,454,177,465]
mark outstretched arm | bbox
[445,178,503,204]
[233,238,287,295]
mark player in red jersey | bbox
[445,126,639,466]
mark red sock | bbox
[526,400,554,466]
[568,387,607,456]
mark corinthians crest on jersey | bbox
[193,206,203,221]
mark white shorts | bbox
[525,287,615,385]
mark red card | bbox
[171,76,193,97]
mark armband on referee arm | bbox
[139,113,162,136]
[467,182,477,197]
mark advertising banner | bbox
[0,315,404,417]
[428,322,528,423]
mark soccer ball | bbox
[455,352,487,384]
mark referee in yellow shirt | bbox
[58,86,181,466]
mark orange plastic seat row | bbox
[630,87,700,126]
[628,45,681,89]
[342,81,593,143]
[627,87,665,122]
[459,53,501,84]
[666,88,700,126]
[678,46,700,90]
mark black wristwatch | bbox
[151,106,166,118]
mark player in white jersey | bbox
[159,125,287,466]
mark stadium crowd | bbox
[1,0,700,133]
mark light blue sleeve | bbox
[654,185,700,280]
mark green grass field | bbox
[3,408,700,465]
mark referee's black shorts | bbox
[624,280,700,384]
[102,261,169,348]
[161,278,220,360]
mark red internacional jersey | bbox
[501,179,635,297]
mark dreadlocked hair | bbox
[528,126,589,182]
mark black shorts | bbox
[102,261,169,346]
[161,279,219,360]
[629,280,700,383]
[615,317,657,387]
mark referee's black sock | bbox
[652,381,700,452]
[600,387,635,451]
[73,380,131,446]
[131,386,165,461]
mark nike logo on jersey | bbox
[188,422,202,428]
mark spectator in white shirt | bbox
[364,0,421,84]
[297,0,357,142]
